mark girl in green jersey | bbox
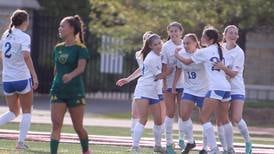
[50,15,90,154]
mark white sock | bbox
[161,123,165,136]
[131,118,139,139]
[0,111,16,126]
[218,125,227,151]
[223,122,234,149]
[202,130,208,150]
[165,116,174,145]
[182,119,194,143]
[203,122,217,151]
[133,122,145,147]
[153,125,162,147]
[236,119,251,143]
[18,113,31,143]
[178,118,184,141]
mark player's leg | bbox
[150,100,165,153]
[216,102,234,152]
[176,90,185,149]
[68,101,90,154]
[131,99,149,152]
[164,92,176,152]
[231,98,252,154]
[131,99,139,140]
[50,98,67,154]
[0,82,19,126]
[17,89,33,149]
[0,95,19,126]
[200,98,219,153]
[180,95,196,153]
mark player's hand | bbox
[174,48,182,57]
[62,74,73,84]
[32,78,39,90]
[213,61,226,70]
[116,78,129,87]
[171,87,177,94]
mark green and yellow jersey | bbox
[50,42,89,99]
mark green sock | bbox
[80,138,89,152]
[50,139,59,154]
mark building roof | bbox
[0,0,40,9]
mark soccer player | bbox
[0,9,38,150]
[131,34,166,153]
[215,25,252,154]
[50,15,90,154]
[173,33,208,153]
[162,21,185,154]
[175,27,232,154]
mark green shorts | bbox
[50,95,86,108]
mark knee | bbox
[231,116,241,125]
[74,125,85,134]
[51,120,63,132]
[181,112,190,121]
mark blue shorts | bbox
[158,94,164,101]
[3,78,32,96]
[166,88,184,93]
[182,93,204,108]
[140,97,160,105]
[205,90,231,102]
[231,94,245,101]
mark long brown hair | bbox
[183,33,201,49]
[7,9,29,37]
[140,34,161,60]
[202,27,223,61]
[62,15,85,43]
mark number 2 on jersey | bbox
[4,42,12,58]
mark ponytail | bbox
[216,42,223,61]
[203,27,223,61]
[7,9,28,37]
[7,23,13,37]
[62,15,85,44]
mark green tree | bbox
[90,0,274,50]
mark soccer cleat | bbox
[199,149,207,154]
[245,142,252,154]
[223,148,235,154]
[181,142,196,154]
[131,146,140,154]
[178,139,185,150]
[208,147,220,154]
[16,142,29,150]
[154,146,165,153]
[166,144,176,154]
[83,150,91,154]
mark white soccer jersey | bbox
[191,44,231,91]
[135,51,163,95]
[134,51,162,99]
[162,40,185,89]
[177,50,208,97]
[223,44,245,95]
[1,28,31,82]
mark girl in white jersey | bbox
[214,25,252,154]
[162,22,185,153]
[131,34,167,153]
[116,31,166,141]
[0,10,38,149]
[175,27,232,154]
[173,33,209,154]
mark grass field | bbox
[0,140,155,154]
[0,122,274,154]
